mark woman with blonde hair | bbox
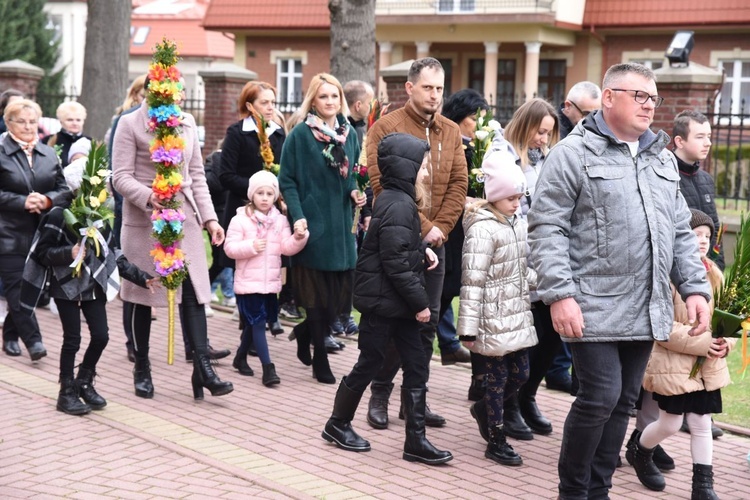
[278,73,364,384]
[116,75,147,115]
[42,101,90,167]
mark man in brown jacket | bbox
[363,58,468,429]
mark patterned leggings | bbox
[485,349,530,428]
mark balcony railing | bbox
[376,0,554,16]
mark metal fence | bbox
[704,97,750,212]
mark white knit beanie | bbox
[247,170,279,202]
[482,149,527,203]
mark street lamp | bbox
[665,31,695,67]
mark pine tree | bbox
[0,0,64,110]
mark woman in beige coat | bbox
[112,94,233,400]
[629,209,734,499]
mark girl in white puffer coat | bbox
[224,171,308,386]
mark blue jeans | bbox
[436,307,461,354]
[547,343,573,382]
[558,341,653,500]
[210,267,234,299]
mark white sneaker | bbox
[49,299,59,316]
[232,307,240,321]
[222,296,236,308]
[210,293,220,304]
[205,304,215,318]
[0,298,6,327]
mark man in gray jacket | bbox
[527,63,711,499]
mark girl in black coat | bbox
[321,133,453,466]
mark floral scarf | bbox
[305,113,350,178]
[246,205,280,239]
[9,131,37,167]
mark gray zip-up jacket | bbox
[527,112,711,342]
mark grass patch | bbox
[716,346,750,428]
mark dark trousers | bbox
[0,255,43,346]
[57,294,109,379]
[236,293,274,365]
[558,341,653,500]
[129,275,207,361]
[520,302,560,399]
[485,349,530,427]
[343,313,428,393]
[371,245,445,387]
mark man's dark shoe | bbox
[330,319,345,336]
[342,316,359,335]
[325,334,343,353]
[398,403,446,427]
[518,394,552,435]
[28,342,47,361]
[544,375,572,393]
[440,345,471,365]
[503,395,533,441]
[3,340,22,357]
[268,321,284,336]
[208,345,231,360]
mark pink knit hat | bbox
[482,149,527,203]
[247,170,279,202]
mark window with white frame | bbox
[277,59,303,103]
[631,59,665,71]
[717,60,750,114]
[438,0,475,13]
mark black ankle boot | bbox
[262,363,280,386]
[312,352,336,384]
[401,387,453,465]
[486,425,522,466]
[232,351,254,376]
[192,354,234,400]
[518,392,552,435]
[468,377,486,401]
[322,378,371,452]
[57,377,91,415]
[626,430,675,472]
[691,463,718,500]
[133,358,154,399]
[503,394,533,440]
[366,382,393,429]
[76,366,106,410]
[631,436,666,491]
[470,399,490,443]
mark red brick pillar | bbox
[199,64,257,157]
[0,59,44,97]
[652,63,722,141]
[380,60,413,110]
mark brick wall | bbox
[243,35,331,93]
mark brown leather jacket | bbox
[366,100,468,243]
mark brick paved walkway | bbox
[2,302,749,499]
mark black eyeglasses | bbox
[610,89,664,108]
[569,101,592,117]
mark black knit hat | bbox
[690,209,714,239]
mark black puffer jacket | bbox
[353,133,431,319]
[0,134,72,256]
[676,155,725,270]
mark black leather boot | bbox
[691,463,718,500]
[262,363,280,386]
[467,377,486,402]
[401,387,453,465]
[518,392,552,435]
[399,399,446,427]
[631,435,666,491]
[470,398,490,443]
[76,366,106,410]
[366,382,393,429]
[626,430,675,472]
[486,425,522,466]
[322,378,371,452]
[293,322,312,366]
[192,354,234,400]
[232,351,254,376]
[503,394,533,440]
[133,358,154,399]
[57,377,91,415]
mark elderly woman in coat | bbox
[0,99,72,360]
[112,84,233,400]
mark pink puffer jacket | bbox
[224,205,308,294]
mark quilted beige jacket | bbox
[642,261,735,396]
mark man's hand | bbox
[416,307,431,323]
[550,297,585,338]
[685,294,710,337]
[205,220,224,245]
[425,247,439,270]
[422,226,445,246]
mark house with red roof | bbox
[203,0,750,118]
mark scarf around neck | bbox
[9,131,37,166]
[305,113,350,178]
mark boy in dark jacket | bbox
[22,158,158,416]
[321,132,453,465]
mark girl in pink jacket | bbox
[224,171,308,386]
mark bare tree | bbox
[78,0,131,140]
[329,0,375,86]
